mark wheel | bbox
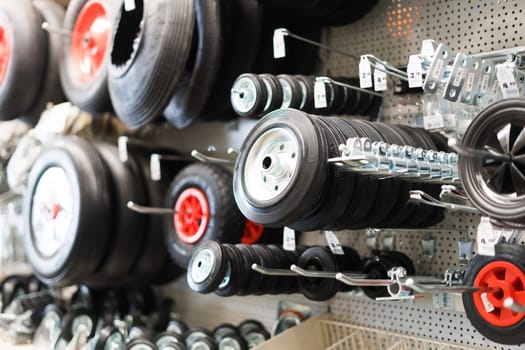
[463,244,525,345]
[0,0,46,120]
[59,0,120,113]
[230,73,267,118]
[277,74,302,109]
[164,163,244,268]
[23,137,112,286]
[108,0,195,128]
[25,0,65,122]
[259,74,283,115]
[233,109,327,227]
[459,98,525,224]
[297,246,339,301]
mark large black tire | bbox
[463,244,525,345]
[0,0,47,120]
[59,0,121,114]
[164,163,244,268]
[163,0,222,129]
[23,0,65,122]
[109,0,195,128]
[23,137,112,286]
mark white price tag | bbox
[313,80,328,108]
[452,67,465,87]
[480,293,495,313]
[407,55,423,88]
[283,227,296,251]
[465,72,476,92]
[150,154,161,181]
[497,66,520,98]
[423,114,444,130]
[443,114,457,129]
[421,39,435,56]
[359,56,373,88]
[273,29,286,59]
[480,74,490,94]
[118,137,128,162]
[124,0,136,11]
[324,231,344,255]
[475,217,513,256]
[373,64,388,91]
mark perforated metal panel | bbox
[162,1,525,349]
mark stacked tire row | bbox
[23,136,182,287]
[233,108,448,231]
[187,241,415,302]
[230,73,381,119]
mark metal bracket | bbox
[443,53,469,102]
[409,190,480,214]
[424,43,453,93]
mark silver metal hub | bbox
[191,248,215,283]
[231,77,258,114]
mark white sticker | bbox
[325,231,344,255]
[465,72,476,92]
[313,80,328,108]
[497,66,520,98]
[273,29,286,59]
[481,293,495,313]
[421,39,435,56]
[124,0,136,11]
[431,59,444,80]
[407,55,423,88]
[118,137,128,163]
[452,67,465,87]
[373,64,388,91]
[423,114,444,130]
[359,56,373,88]
[283,227,296,251]
[477,217,497,256]
[480,74,490,93]
[150,154,161,182]
[443,114,457,129]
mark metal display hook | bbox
[315,76,384,97]
[408,190,481,214]
[190,150,236,165]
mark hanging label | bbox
[452,67,465,87]
[496,66,520,98]
[150,154,161,181]
[464,72,476,92]
[421,39,435,56]
[442,114,457,129]
[124,0,136,11]
[283,227,296,251]
[313,80,328,108]
[359,56,373,88]
[480,293,495,313]
[475,217,514,257]
[273,29,286,59]
[118,137,128,162]
[373,64,388,91]
[423,114,444,130]
[324,231,344,255]
[407,55,423,88]
[480,74,490,94]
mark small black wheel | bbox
[61,306,97,341]
[259,74,283,114]
[297,246,339,301]
[187,241,228,294]
[126,338,156,350]
[277,74,302,109]
[184,328,214,347]
[164,163,244,268]
[95,326,125,350]
[238,319,265,337]
[155,332,185,350]
[212,323,239,342]
[463,244,525,345]
[293,75,315,113]
[230,73,267,118]
[361,254,397,299]
[218,333,248,350]
[215,244,248,297]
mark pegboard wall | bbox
[164,1,525,349]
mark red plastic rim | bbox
[70,0,110,83]
[241,220,264,244]
[473,260,525,327]
[0,18,11,86]
[174,187,210,244]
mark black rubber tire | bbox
[0,0,47,120]
[164,0,222,129]
[219,333,248,350]
[61,306,97,340]
[233,109,327,227]
[126,338,156,350]
[277,74,302,109]
[215,244,248,297]
[297,246,339,301]
[1,276,27,312]
[108,0,195,128]
[24,0,65,122]
[230,73,268,118]
[259,73,283,115]
[164,163,244,269]
[95,326,124,350]
[212,323,239,342]
[23,137,112,286]
[294,75,315,113]
[361,255,397,299]
[59,0,120,114]
[463,244,525,345]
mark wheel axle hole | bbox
[262,156,272,170]
[493,288,504,300]
[197,261,202,268]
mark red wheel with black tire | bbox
[164,163,244,268]
[463,244,525,345]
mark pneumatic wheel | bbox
[463,244,525,345]
[164,163,244,268]
[459,98,525,224]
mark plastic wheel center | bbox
[173,187,210,244]
[0,20,11,86]
[70,0,110,83]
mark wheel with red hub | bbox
[463,244,525,345]
[0,0,46,120]
[164,163,244,268]
[59,0,120,113]
[241,220,287,244]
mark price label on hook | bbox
[359,56,373,88]
[313,80,328,108]
[283,227,296,251]
[373,64,388,91]
[407,55,423,88]
[325,231,344,255]
[124,0,136,11]
[273,29,287,59]
[496,65,519,98]
[150,154,161,181]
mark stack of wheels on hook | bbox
[459,98,525,225]
[23,136,182,287]
[0,0,64,123]
[233,108,447,231]
[462,244,525,345]
[230,74,381,119]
